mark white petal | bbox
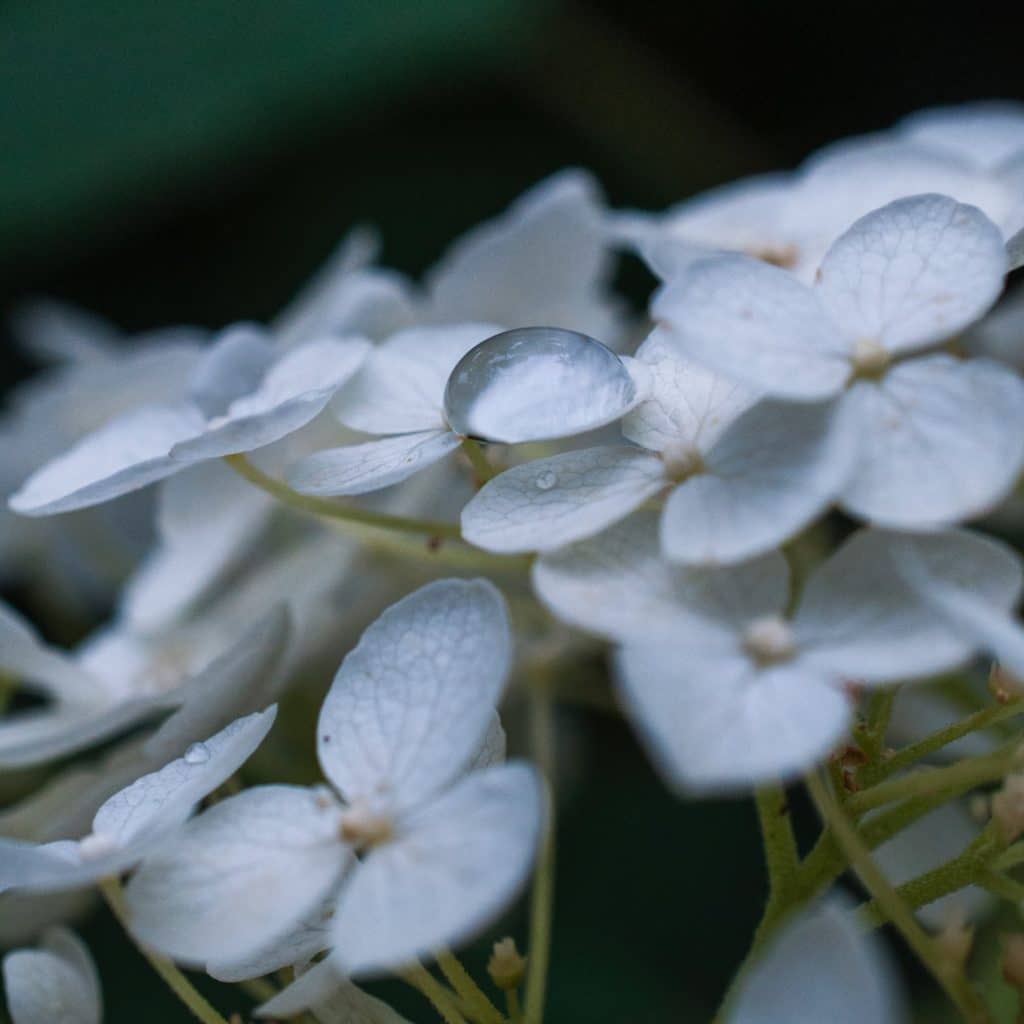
[122,461,272,631]
[11,300,120,364]
[892,534,1024,677]
[9,404,205,516]
[443,328,642,443]
[257,959,412,1023]
[187,324,275,417]
[532,510,789,644]
[661,398,856,565]
[621,328,758,453]
[839,356,1024,527]
[288,430,459,496]
[653,255,850,400]
[331,762,542,977]
[899,102,1024,170]
[3,928,102,1024]
[0,601,95,700]
[171,338,370,461]
[728,901,903,1024]
[317,580,511,813]
[467,713,507,772]
[795,528,1021,683]
[92,706,277,847]
[336,324,498,435]
[816,195,1006,356]
[426,169,619,339]
[461,447,666,554]
[209,902,333,982]
[615,646,850,793]
[124,785,349,968]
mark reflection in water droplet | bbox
[535,470,557,491]
[443,327,637,443]
[183,742,210,765]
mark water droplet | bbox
[183,742,210,765]
[535,470,557,491]
[442,327,637,443]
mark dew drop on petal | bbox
[535,470,557,491]
[442,327,638,443]
[183,742,210,765]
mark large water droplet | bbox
[535,470,557,491]
[442,327,638,443]
[183,742,210,765]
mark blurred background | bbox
[1,3,1021,1020]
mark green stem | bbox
[400,965,470,1024]
[805,773,992,1023]
[435,949,506,1024]
[100,878,229,1024]
[224,453,462,540]
[856,686,898,761]
[754,783,799,902]
[460,438,498,484]
[524,683,557,1024]
[848,744,1016,815]
[505,989,523,1023]
[978,869,1024,905]
[860,700,1024,787]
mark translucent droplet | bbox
[183,742,210,765]
[443,327,638,443]
[535,470,557,491]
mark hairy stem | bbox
[754,783,799,902]
[100,878,229,1024]
[435,949,506,1024]
[805,772,992,1023]
[460,438,498,485]
[400,964,470,1024]
[524,684,557,1024]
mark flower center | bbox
[848,338,891,380]
[339,802,394,850]
[742,616,797,667]
[661,442,706,483]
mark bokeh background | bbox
[1,3,1022,1020]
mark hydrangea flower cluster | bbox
[6,103,1024,1023]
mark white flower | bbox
[892,527,1024,679]
[0,601,290,768]
[460,329,856,562]
[423,169,624,343]
[655,194,1024,528]
[533,514,1019,792]
[9,324,370,516]
[897,101,1024,171]
[123,579,542,980]
[3,928,102,1024]
[727,901,905,1024]
[627,111,1024,281]
[0,708,276,895]
[287,324,644,496]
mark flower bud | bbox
[990,663,1024,703]
[935,905,973,969]
[487,937,526,991]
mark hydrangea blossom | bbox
[10,324,369,516]
[654,194,1024,528]
[533,513,1019,791]
[123,580,542,980]
[287,324,644,497]
[460,328,855,562]
[625,102,1024,281]
[3,928,102,1024]
[0,707,276,895]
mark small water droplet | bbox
[535,470,557,491]
[183,742,210,765]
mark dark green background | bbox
[1,3,1020,1020]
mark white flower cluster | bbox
[5,101,1024,1022]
